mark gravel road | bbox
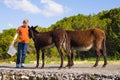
[0,63,119,80]
[0,63,119,74]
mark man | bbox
[16,19,29,68]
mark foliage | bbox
[0,28,16,59]
[0,7,120,61]
[49,7,120,60]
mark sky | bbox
[0,0,120,32]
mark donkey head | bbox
[28,25,38,39]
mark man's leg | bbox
[16,43,22,68]
[21,43,28,67]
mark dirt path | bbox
[0,63,120,80]
[0,63,119,74]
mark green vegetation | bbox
[0,7,120,63]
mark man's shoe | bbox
[16,64,20,68]
[21,63,25,68]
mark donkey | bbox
[28,26,71,69]
[66,28,107,67]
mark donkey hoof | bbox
[58,68,62,70]
[40,67,44,69]
[102,64,107,68]
[64,65,71,69]
[64,64,69,68]
[92,65,97,68]
[34,67,38,69]
[58,66,63,70]
[35,66,39,68]
[68,66,71,69]
[40,66,44,69]
[71,63,74,67]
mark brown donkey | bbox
[28,26,71,69]
[66,28,107,67]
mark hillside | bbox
[0,7,120,61]
[48,7,120,60]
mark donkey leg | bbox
[93,48,101,67]
[100,49,107,67]
[35,50,40,68]
[65,50,73,68]
[71,51,74,66]
[64,48,72,68]
[41,49,45,69]
[103,54,107,67]
[67,53,72,68]
[60,51,64,69]
[57,48,64,69]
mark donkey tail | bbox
[64,32,71,52]
[102,32,106,54]
[101,32,107,67]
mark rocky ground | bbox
[0,63,120,80]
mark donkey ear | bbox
[28,25,30,28]
[34,25,38,29]
[31,26,34,28]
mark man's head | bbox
[23,19,29,27]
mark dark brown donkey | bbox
[28,26,71,69]
[66,28,107,67]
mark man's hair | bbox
[23,19,29,23]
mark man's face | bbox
[23,22,28,27]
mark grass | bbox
[0,57,120,65]
[0,53,119,64]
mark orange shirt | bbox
[17,26,29,43]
